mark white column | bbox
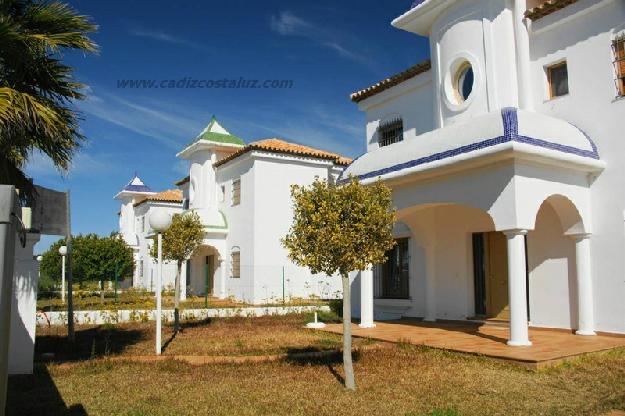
[503,229,531,346]
[359,268,375,328]
[430,37,443,129]
[218,257,227,299]
[572,234,595,336]
[424,244,437,322]
[61,255,66,303]
[513,0,533,110]
[180,261,187,301]
[155,233,162,355]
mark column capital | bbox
[569,233,592,242]
[501,229,528,237]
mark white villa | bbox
[115,117,349,304]
[348,0,625,344]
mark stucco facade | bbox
[348,0,625,341]
[116,120,347,304]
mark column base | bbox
[358,323,376,329]
[507,339,532,347]
[575,329,596,336]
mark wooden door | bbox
[485,232,509,320]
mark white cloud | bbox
[270,11,312,36]
[77,88,202,149]
[131,29,211,52]
[25,149,112,179]
[270,11,371,65]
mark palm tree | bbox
[0,0,97,201]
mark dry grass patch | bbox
[35,313,365,360]
[8,344,625,416]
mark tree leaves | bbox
[282,176,396,278]
[40,233,134,284]
[0,0,97,202]
[149,211,204,263]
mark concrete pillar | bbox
[359,268,375,328]
[424,244,437,322]
[503,229,531,346]
[572,234,595,336]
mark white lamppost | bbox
[36,255,43,280]
[149,209,172,355]
[58,246,67,303]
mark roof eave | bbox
[176,140,244,159]
[355,143,604,186]
[114,190,156,200]
[391,0,454,36]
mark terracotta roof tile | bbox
[134,189,183,207]
[214,138,352,168]
[351,60,431,103]
[525,0,578,20]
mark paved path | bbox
[321,319,625,369]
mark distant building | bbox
[347,0,625,341]
[116,117,349,303]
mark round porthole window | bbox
[454,63,474,103]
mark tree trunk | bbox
[174,260,182,333]
[100,279,104,304]
[341,274,356,391]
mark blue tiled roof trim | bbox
[124,184,152,193]
[347,108,600,183]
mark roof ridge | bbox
[214,138,352,168]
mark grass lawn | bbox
[7,314,625,416]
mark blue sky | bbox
[27,0,429,253]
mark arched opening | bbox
[527,194,585,330]
[187,245,221,297]
[386,203,497,321]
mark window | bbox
[547,61,569,98]
[377,118,403,147]
[454,62,474,103]
[374,238,409,299]
[613,34,625,97]
[220,185,226,202]
[231,251,240,278]
[232,178,241,206]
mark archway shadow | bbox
[34,324,145,363]
[7,364,87,415]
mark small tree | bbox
[282,177,395,390]
[40,234,133,290]
[150,211,204,333]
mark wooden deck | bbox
[321,319,625,369]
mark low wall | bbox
[36,305,331,326]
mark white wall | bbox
[216,156,256,303]
[9,232,40,374]
[527,202,577,329]
[134,201,182,291]
[251,156,343,304]
[362,72,435,152]
[529,0,625,333]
